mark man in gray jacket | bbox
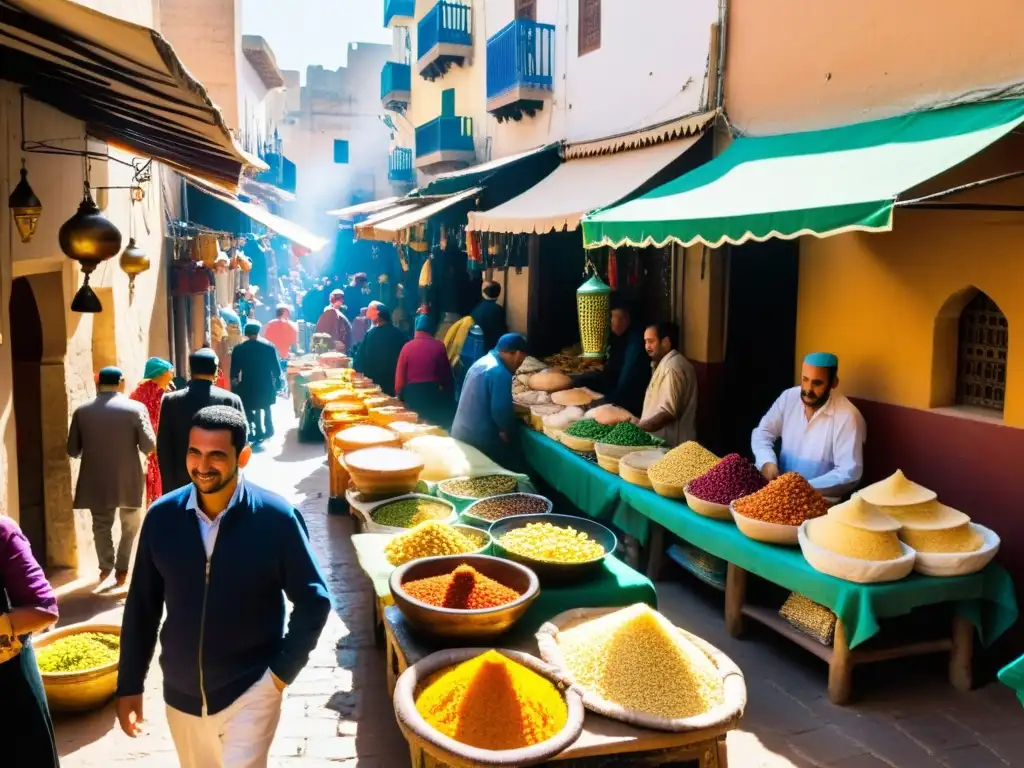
[67,366,156,587]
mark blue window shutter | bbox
[334,139,350,164]
[441,88,455,117]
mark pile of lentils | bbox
[384,521,482,566]
[467,493,550,522]
[414,650,568,750]
[499,522,605,563]
[439,474,519,499]
[37,632,120,673]
[598,422,661,447]
[687,453,767,504]
[732,472,830,525]
[648,441,721,488]
[371,498,452,528]
[402,564,521,609]
[563,419,613,440]
[557,604,723,719]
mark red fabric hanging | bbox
[607,249,619,290]
[628,251,640,287]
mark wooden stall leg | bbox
[374,597,386,648]
[949,615,974,692]
[645,523,666,581]
[386,632,398,697]
[827,620,854,705]
[724,563,747,637]
[698,737,723,767]
[717,736,729,768]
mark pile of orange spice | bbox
[415,650,567,750]
[402,564,521,609]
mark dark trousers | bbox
[246,406,274,440]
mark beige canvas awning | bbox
[327,197,403,219]
[1,0,256,188]
[466,138,701,235]
[356,187,482,242]
[182,173,328,253]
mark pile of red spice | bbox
[403,564,521,609]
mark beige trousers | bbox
[166,669,283,768]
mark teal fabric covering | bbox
[998,654,1024,706]
[521,428,1019,649]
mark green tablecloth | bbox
[521,429,1019,650]
[998,654,1024,706]
[351,530,656,639]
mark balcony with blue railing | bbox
[381,61,412,112]
[415,115,475,172]
[389,147,415,185]
[417,1,473,81]
[384,0,415,29]
[486,19,555,122]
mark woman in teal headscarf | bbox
[129,357,175,504]
[395,314,455,429]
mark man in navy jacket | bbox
[116,406,330,767]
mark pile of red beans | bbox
[688,453,767,505]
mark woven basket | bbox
[779,593,836,646]
[542,425,564,442]
[619,463,652,488]
[730,503,800,545]
[594,443,652,460]
[537,607,746,733]
[650,478,687,499]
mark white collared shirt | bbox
[186,475,246,559]
[640,349,698,448]
[751,387,866,498]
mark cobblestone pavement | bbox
[52,401,1023,767]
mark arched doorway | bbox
[10,277,45,560]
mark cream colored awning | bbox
[1,0,257,189]
[356,187,482,242]
[327,197,403,218]
[564,110,716,159]
[182,173,328,253]
[467,138,701,235]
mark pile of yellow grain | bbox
[805,495,903,561]
[648,442,720,488]
[890,501,983,553]
[384,521,481,566]
[558,604,723,719]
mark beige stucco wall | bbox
[0,0,171,568]
[724,0,1024,135]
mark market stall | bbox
[519,428,1018,704]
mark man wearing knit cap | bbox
[751,351,867,499]
[159,349,245,493]
[231,320,283,442]
[451,333,527,466]
[67,366,156,586]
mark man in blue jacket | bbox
[116,406,330,767]
[451,333,527,468]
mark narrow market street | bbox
[50,401,1022,768]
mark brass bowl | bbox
[34,622,121,713]
[390,554,539,642]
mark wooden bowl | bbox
[389,554,540,641]
[333,424,401,455]
[730,503,800,545]
[488,514,616,586]
[393,647,584,767]
[683,487,732,520]
[344,447,424,497]
[35,622,121,713]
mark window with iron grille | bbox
[578,0,601,55]
[956,292,1007,413]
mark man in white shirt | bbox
[751,352,867,499]
[637,321,698,448]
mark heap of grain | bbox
[805,494,905,561]
[467,493,551,522]
[439,474,519,500]
[384,521,482,566]
[499,522,605,563]
[857,469,937,508]
[889,501,984,554]
[370,497,452,528]
[732,472,830,526]
[403,565,522,609]
[556,604,723,719]
[647,442,720,495]
[414,650,567,750]
[37,632,120,673]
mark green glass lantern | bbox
[576,273,612,359]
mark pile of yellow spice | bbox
[414,650,567,750]
[557,604,723,720]
[384,521,484,566]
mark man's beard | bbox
[191,465,237,494]
[801,388,831,410]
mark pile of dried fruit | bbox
[687,453,766,505]
[732,472,830,525]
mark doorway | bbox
[10,277,46,561]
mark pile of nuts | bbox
[466,493,551,522]
[648,442,721,488]
[732,472,830,525]
[439,474,519,499]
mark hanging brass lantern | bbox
[119,237,150,303]
[576,273,612,359]
[8,161,42,244]
[59,185,122,313]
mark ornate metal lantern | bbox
[576,273,612,359]
[8,161,42,244]
[59,185,122,313]
[119,237,150,303]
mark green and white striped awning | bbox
[582,99,1024,250]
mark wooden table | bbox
[383,607,733,767]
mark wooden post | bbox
[646,523,666,581]
[827,620,854,705]
[724,563,747,637]
[949,615,974,692]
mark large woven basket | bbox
[536,607,746,733]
